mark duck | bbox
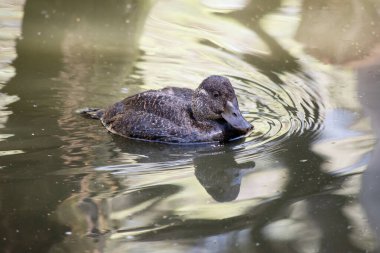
[79,75,253,143]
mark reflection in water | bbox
[77,198,102,236]
[0,0,379,252]
[228,0,301,75]
[295,0,380,251]
[0,0,152,252]
[358,60,380,251]
[194,150,255,202]
[105,137,256,202]
[296,0,380,65]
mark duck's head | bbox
[192,75,253,134]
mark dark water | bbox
[1,0,380,252]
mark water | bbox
[1,0,380,252]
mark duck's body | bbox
[81,76,253,144]
[101,87,234,143]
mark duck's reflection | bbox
[113,135,255,202]
[194,151,255,202]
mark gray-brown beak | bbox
[221,100,253,133]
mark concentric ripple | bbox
[230,72,325,153]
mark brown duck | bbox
[80,75,253,143]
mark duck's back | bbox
[101,87,205,143]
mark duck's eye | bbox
[213,92,220,98]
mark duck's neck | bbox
[191,92,208,122]
[191,106,206,122]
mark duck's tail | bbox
[76,107,104,119]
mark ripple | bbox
[221,71,325,158]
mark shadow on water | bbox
[0,0,380,252]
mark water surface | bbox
[1,0,380,252]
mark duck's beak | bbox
[221,100,253,133]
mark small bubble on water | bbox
[65,231,72,235]
[300,159,308,162]
[256,243,260,246]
